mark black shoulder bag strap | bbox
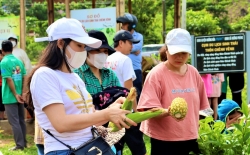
[42,127,96,151]
[42,128,73,150]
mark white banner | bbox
[71,7,116,46]
[0,16,20,47]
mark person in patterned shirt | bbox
[74,30,121,95]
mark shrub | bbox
[196,102,250,155]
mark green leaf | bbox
[243,132,250,142]
[205,116,214,124]
[241,102,249,118]
[234,124,243,133]
[214,121,226,132]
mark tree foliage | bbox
[187,0,232,33]
[186,9,220,35]
[187,0,207,11]
[205,0,232,33]
[26,2,48,20]
[230,8,250,32]
[126,0,162,44]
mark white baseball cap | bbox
[7,34,18,40]
[35,17,102,48]
[165,28,192,55]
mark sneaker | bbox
[9,146,24,151]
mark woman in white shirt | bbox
[27,18,136,155]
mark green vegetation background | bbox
[1,0,250,62]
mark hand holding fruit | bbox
[149,107,170,118]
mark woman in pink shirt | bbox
[137,28,210,155]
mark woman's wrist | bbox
[102,108,111,120]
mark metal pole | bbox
[191,35,195,66]
[20,0,26,50]
[246,31,250,105]
[162,0,166,42]
[181,0,186,29]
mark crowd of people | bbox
[0,12,246,155]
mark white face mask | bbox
[66,45,87,69]
[11,41,16,47]
[87,53,108,69]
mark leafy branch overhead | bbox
[0,0,249,62]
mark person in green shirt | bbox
[0,40,27,151]
[74,30,121,95]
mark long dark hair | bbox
[26,38,72,109]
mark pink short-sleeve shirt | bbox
[137,63,210,141]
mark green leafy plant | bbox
[197,102,250,155]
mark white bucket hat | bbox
[165,28,192,55]
[35,17,102,48]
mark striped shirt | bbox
[74,63,121,95]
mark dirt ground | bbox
[0,139,12,147]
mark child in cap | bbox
[218,99,243,130]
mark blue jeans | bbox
[46,147,116,155]
[36,144,45,155]
[46,150,71,155]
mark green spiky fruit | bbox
[170,97,188,119]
